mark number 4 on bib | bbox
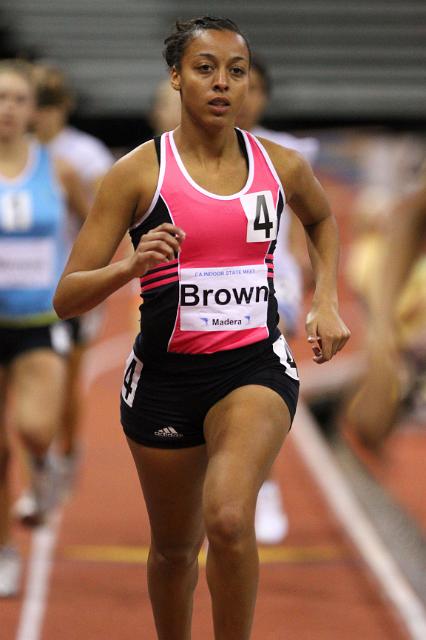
[240,191,277,243]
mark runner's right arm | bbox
[53,143,185,319]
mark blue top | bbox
[0,142,67,325]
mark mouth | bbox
[208,97,230,106]
[208,97,231,115]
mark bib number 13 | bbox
[240,191,277,243]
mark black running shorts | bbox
[0,322,71,366]
[120,334,299,449]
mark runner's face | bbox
[172,29,250,129]
[0,72,34,141]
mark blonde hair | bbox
[0,59,35,87]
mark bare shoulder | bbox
[256,136,312,199]
[109,139,157,186]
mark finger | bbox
[139,240,176,261]
[141,234,180,258]
[336,326,351,352]
[155,223,186,240]
[138,251,171,272]
[318,335,334,361]
[329,334,343,359]
[336,332,350,352]
[143,232,181,253]
[313,348,327,364]
[308,336,322,362]
[312,345,322,359]
[328,328,351,360]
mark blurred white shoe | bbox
[14,489,40,527]
[53,450,81,501]
[0,546,21,598]
[255,480,289,545]
[15,454,64,527]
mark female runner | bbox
[54,17,350,640]
[0,59,87,596]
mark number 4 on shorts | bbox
[121,351,143,407]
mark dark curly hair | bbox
[163,16,251,70]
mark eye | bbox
[230,66,246,76]
[198,63,213,73]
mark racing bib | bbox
[0,238,55,288]
[240,190,277,243]
[179,263,269,332]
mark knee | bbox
[205,505,251,549]
[18,418,55,456]
[150,542,201,570]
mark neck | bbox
[174,113,237,159]
[0,135,29,160]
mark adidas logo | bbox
[154,427,183,438]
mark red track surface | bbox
[2,176,419,640]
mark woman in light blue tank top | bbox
[0,60,88,597]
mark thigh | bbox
[203,385,291,510]
[127,438,208,548]
[10,349,66,430]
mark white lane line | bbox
[292,402,426,640]
[16,512,62,640]
[16,331,132,640]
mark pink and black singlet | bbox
[130,128,285,360]
[121,129,299,448]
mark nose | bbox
[213,67,229,92]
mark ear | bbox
[170,66,181,92]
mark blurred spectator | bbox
[149,77,181,135]
[0,59,87,597]
[14,64,115,525]
[346,174,426,450]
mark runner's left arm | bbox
[260,138,350,363]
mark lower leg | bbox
[203,385,292,639]
[148,541,202,640]
[0,447,21,598]
[206,522,258,640]
[126,440,208,640]
[0,443,11,546]
[58,347,85,456]
[0,370,11,546]
[59,401,80,456]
